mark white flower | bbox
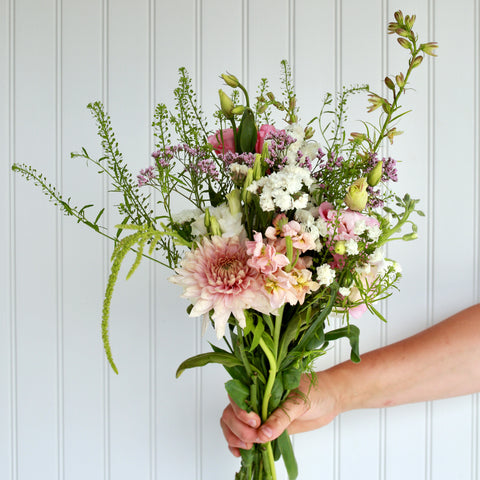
[316,264,336,286]
[339,287,352,296]
[172,208,202,224]
[315,218,329,237]
[345,238,359,255]
[301,141,320,162]
[292,193,309,209]
[356,263,371,275]
[295,209,315,227]
[367,224,381,242]
[314,239,323,252]
[354,219,367,235]
[369,248,384,264]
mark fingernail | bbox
[239,441,248,449]
[260,427,273,439]
[247,418,257,427]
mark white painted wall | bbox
[1,0,479,479]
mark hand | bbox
[220,372,341,457]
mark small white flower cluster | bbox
[354,219,381,242]
[172,208,202,224]
[284,123,320,165]
[247,164,314,212]
[316,264,336,286]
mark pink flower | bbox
[208,128,236,154]
[255,124,277,153]
[246,232,289,275]
[169,235,271,338]
[318,202,379,241]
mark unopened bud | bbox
[253,153,262,180]
[304,126,315,140]
[204,208,211,229]
[405,14,416,29]
[231,105,245,115]
[411,55,424,68]
[395,27,410,37]
[397,37,411,49]
[242,168,254,203]
[289,96,296,110]
[367,161,383,186]
[387,128,403,144]
[267,92,275,101]
[395,73,405,87]
[344,177,369,211]
[257,103,268,114]
[384,76,395,90]
[421,42,439,57]
[221,73,240,88]
[394,10,404,24]
[219,89,234,118]
[210,216,222,236]
[334,241,346,255]
[226,189,242,215]
[349,132,366,143]
[402,232,418,241]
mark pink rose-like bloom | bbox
[318,202,379,241]
[255,124,277,153]
[170,235,271,338]
[208,128,236,154]
[246,232,289,275]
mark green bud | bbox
[420,42,439,57]
[231,105,245,115]
[210,216,222,236]
[411,55,424,68]
[344,177,369,211]
[289,96,296,110]
[395,27,410,37]
[267,92,275,101]
[257,103,268,114]
[394,10,404,24]
[405,14,416,29]
[367,161,383,186]
[395,73,405,87]
[397,37,411,49]
[253,153,262,180]
[204,208,211,229]
[402,232,418,241]
[226,190,242,215]
[219,89,234,118]
[384,76,395,90]
[221,73,240,88]
[304,126,315,140]
[238,108,257,154]
[334,241,346,255]
[242,168,254,203]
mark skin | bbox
[220,303,480,457]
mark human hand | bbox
[220,372,341,457]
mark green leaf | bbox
[268,374,284,412]
[283,366,302,390]
[176,352,242,378]
[249,321,265,352]
[225,379,250,410]
[277,430,298,479]
[324,324,361,363]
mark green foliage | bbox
[176,352,242,378]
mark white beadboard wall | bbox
[1,0,479,479]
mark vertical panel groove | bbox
[102,1,111,479]
[195,2,203,479]
[333,2,342,479]
[242,0,249,89]
[288,0,295,84]
[8,0,17,478]
[148,1,157,479]
[55,0,65,478]
[473,1,479,478]
[425,0,436,478]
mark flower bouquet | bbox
[13,11,436,480]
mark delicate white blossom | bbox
[345,238,359,255]
[316,264,336,286]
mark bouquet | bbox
[13,11,436,480]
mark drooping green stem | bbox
[273,305,285,360]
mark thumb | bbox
[256,391,309,443]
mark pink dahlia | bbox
[170,235,271,338]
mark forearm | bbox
[324,304,480,413]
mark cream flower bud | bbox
[226,189,242,216]
[221,73,240,88]
[203,208,211,229]
[219,89,234,118]
[344,177,369,211]
[209,216,222,236]
[367,161,383,186]
[334,241,346,255]
[231,105,245,116]
[242,169,254,204]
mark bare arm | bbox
[221,304,480,456]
